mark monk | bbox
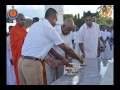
[10,13,27,85]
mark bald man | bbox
[46,18,84,84]
[10,13,27,85]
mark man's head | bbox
[62,18,75,35]
[45,8,58,27]
[32,17,39,24]
[16,13,25,27]
[84,11,93,28]
[106,26,110,31]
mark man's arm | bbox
[66,47,84,63]
[79,43,85,58]
[49,48,69,65]
[100,36,104,44]
[100,36,106,48]
[98,38,100,50]
[58,43,83,64]
[97,38,101,57]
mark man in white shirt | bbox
[45,18,83,84]
[110,26,114,59]
[18,8,82,85]
[104,26,112,60]
[6,26,16,85]
[100,26,107,60]
[78,11,102,76]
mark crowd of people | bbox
[6,8,114,85]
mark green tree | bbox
[106,17,113,26]
[63,14,74,20]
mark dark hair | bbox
[45,8,58,19]
[33,17,39,22]
[84,11,93,18]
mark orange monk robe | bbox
[10,24,27,85]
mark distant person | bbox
[103,26,112,61]
[7,26,16,85]
[10,13,27,85]
[32,17,39,24]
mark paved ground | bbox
[100,60,113,85]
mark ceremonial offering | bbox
[65,63,81,76]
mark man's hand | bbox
[78,56,84,64]
[61,58,70,67]
[45,57,57,68]
[80,54,86,64]
[66,56,72,63]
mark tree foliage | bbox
[63,10,113,29]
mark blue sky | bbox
[7,5,113,19]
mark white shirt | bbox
[22,19,64,60]
[78,22,101,58]
[52,25,73,57]
[107,31,112,38]
[101,30,108,40]
[73,31,80,43]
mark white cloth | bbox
[73,31,79,43]
[53,25,73,57]
[78,22,101,58]
[6,36,16,85]
[107,31,112,39]
[104,31,112,60]
[22,19,64,60]
[72,31,81,56]
[104,41,112,60]
[101,30,108,40]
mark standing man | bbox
[18,8,82,85]
[78,11,102,75]
[10,13,27,85]
[46,18,83,84]
[6,26,16,85]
